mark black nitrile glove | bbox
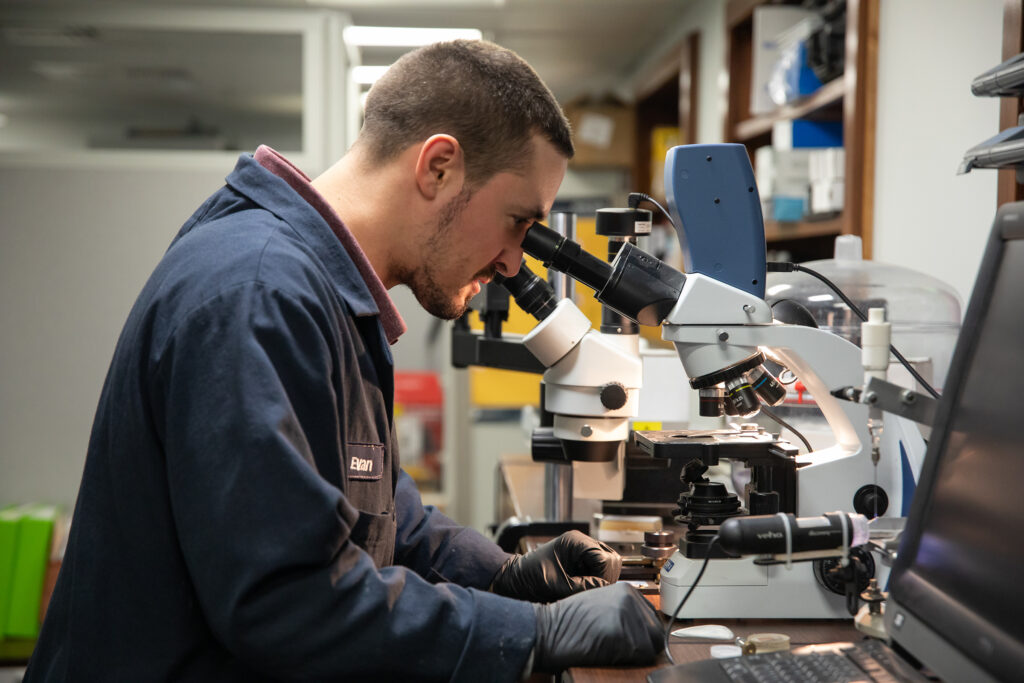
[531,582,663,673]
[490,530,622,603]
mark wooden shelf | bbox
[724,0,878,258]
[733,77,846,142]
[764,216,842,242]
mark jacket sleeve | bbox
[394,469,513,588]
[153,282,535,682]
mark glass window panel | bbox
[0,24,303,152]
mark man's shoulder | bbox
[137,207,346,341]
[168,207,327,292]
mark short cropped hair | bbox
[357,39,574,187]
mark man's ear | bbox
[414,134,465,200]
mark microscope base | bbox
[659,551,890,619]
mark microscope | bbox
[452,211,688,559]
[517,143,920,619]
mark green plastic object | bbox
[0,506,21,640]
[5,505,57,639]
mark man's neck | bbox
[311,150,415,289]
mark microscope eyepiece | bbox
[495,261,557,321]
[521,222,686,327]
[521,222,613,294]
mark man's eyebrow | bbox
[513,205,546,220]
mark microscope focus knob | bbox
[599,382,628,410]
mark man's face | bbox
[407,137,567,320]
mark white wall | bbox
[873,0,1004,307]
[0,159,232,508]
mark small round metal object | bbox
[742,304,755,313]
[580,424,593,437]
[740,633,790,655]
[717,329,729,342]
[641,529,677,561]
[644,529,676,548]
[900,389,916,404]
[864,391,878,404]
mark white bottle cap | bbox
[834,234,863,261]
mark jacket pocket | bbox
[349,509,396,568]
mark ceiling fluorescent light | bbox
[313,0,503,7]
[351,65,392,85]
[344,26,482,47]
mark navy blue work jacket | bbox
[25,154,536,682]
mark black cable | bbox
[664,535,720,665]
[628,192,677,230]
[759,405,813,454]
[767,261,941,400]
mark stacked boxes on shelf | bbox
[756,118,844,222]
[809,147,846,215]
[756,146,813,221]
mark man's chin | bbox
[417,289,473,321]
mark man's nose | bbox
[494,247,525,278]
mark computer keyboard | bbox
[718,639,908,683]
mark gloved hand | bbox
[490,530,621,603]
[531,582,663,673]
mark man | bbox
[26,40,662,681]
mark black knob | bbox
[599,382,628,410]
[748,490,780,515]
[853,484,889,518]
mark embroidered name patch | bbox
[347,443,384,481]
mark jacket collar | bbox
[225,153,380,318]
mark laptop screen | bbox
[887,204,1024,682]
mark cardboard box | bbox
[649,125,680,196]
[564,101,636,167]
